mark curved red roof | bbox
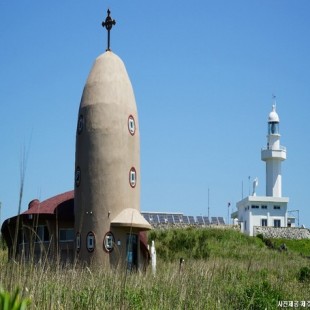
[22,190,74,215]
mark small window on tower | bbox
[103,232,115,253]
[128,115,136,135]
[75,167,81,187]
[86,232,95,252]
[76,232,81,253]
[129,167,136,188]
[77,115,84,134]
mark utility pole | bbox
[208,188,210,221]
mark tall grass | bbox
[0,228,310,309]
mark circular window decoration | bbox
[76,232,81,253]
[103,231,115,253]
[77,115,84,135]
[86,231,95,252]
[128,115,136,136]
[129,167,136,188]
[75,167,81,187]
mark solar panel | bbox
[196,216,204,225]
[143,213,150,223]
[173,214,181,223]
[211,217,218,225]
[167,214,174,224]
[158,214,166,223]
[188,216,196,224]
[182,216,189,224]
[218,217,225,225]
[150,214,159,223]
[203,216,210,225]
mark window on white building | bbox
[261,219,267,227]
[274,219,281,227]
[274,205,281,210]
[251,205,259,209]
[262,205,267,209]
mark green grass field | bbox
[1,228,310,309]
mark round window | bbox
[128,115,136,135]
[103,231,115,253]
[86,231,95,252]
[129,167,136,188]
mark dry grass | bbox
[0,228,310,309]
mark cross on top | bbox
[102,9,116,51]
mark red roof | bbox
[23,190,74,215]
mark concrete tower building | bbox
[233,101,291,236]
[261,104,286,197]
[74,10,151,267]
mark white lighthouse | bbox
[233,100,291,236]
[261,104,286,197]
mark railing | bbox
[261,145,286,152]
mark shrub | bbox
[298,266,310,283]
[244,281,283,310]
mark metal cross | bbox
[102,9,116,51]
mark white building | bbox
[233,102,294,236]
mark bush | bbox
[244,281,283,309]
[298,266,310,283]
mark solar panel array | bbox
[141,213,225,226]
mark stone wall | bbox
[253,226,310,239]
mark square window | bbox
[35,225,49,242]
[59,228,74,242]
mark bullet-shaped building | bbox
[74,11,151,268]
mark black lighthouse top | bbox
[102,9,116,51]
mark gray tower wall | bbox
[74,51,142,266]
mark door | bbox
[126,234,138,271]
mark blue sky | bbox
[1,1,310,227]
